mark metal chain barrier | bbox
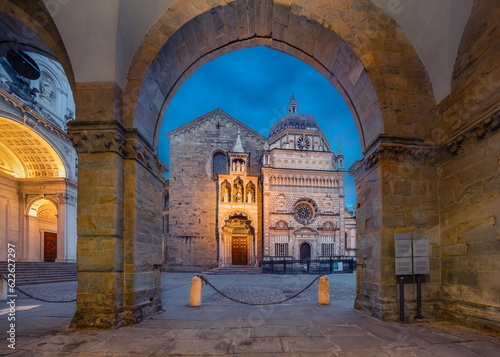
[1,274,76,303]
[196,274,322,306]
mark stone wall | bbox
[351,137,440,321]
[166,109,266,271]
[68,90,167,328]
[436,0,500,330]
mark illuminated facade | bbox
[0,52,77,263]
[166,109,265,271]
[166,95,356,271]
[262,93,354,260]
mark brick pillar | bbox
[67,117,166,328]
[350,136,440,321]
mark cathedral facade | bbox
[262,93,349,261]
[166,94,356,271]
[165,109,266,271]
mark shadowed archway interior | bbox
[3,0,494,331]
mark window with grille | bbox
[275,243,289,257]
[212,152,227,178]
[322,243,335,256]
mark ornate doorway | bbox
[44,232,57,262]
[300,242,311,260]
[231,235,248,265]
[220,213,255,267]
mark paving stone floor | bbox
[0,273,499,356]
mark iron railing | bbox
[261,256,356,275]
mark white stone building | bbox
[261,93,353,260]
[166,93,356,270]
[0,51,77,263]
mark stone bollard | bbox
[1,277,7,301]
[189,276,203,307]
[318,275,330,305]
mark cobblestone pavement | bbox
[1,272,499,356]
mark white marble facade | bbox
[262,93,355,260]
[0,52,77,262]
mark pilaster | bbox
[67,118,166,328]
[350,135,440,321]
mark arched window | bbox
[212,151,227,178]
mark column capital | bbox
[67,120,167,180]
[350,135,435,180]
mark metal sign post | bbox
[395,233,412,321]
[413,233,430,319]
[394,232,430,321]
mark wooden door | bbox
[44,232,57,262]
[231,235,248,265]
[300,242,311,260]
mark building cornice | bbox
[438,106,500,161]
[0,88,71,143]
[67,120,167,180]
[349,135,435,180]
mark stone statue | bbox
[222,186,229,202]
[235,185,242,202]
[246,190,253,203]
[39,77,54,103]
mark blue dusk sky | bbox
[158,47,361,209]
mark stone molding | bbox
[67,120,167,179]
[349,135,435,179]
[166,108,266,143]
[0,88,71,142]
[56,193,77,205]
[439,107,500,160]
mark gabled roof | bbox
[166,108,266,142]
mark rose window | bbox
[294,202,314,224]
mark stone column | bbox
[55,192,77,263]
[67,119,166,328]
[350,136,439,321]
[17,193,27,261]
[55,194,66,263]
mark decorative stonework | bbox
[293,198,318,225]
[0,88,71,142]
[350,136,436,177]
[56,193,77,205]
[67,120,167,179]
[441,108,500,159]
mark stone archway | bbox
[220,214,255,266]
[124,0,436,151]
[3,0,498,332]
[62,0,439,326]
[299,242,311,260]
[123,0,438,323]
[68,0,439,327]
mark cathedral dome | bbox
[268,112,320,138]
[268,91,320,139]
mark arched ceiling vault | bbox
[0,116,66,179]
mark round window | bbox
[294,202,314,224]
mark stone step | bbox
[201,266,262,275]
[0,261,77,285]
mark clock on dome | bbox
[297,137,310,150]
